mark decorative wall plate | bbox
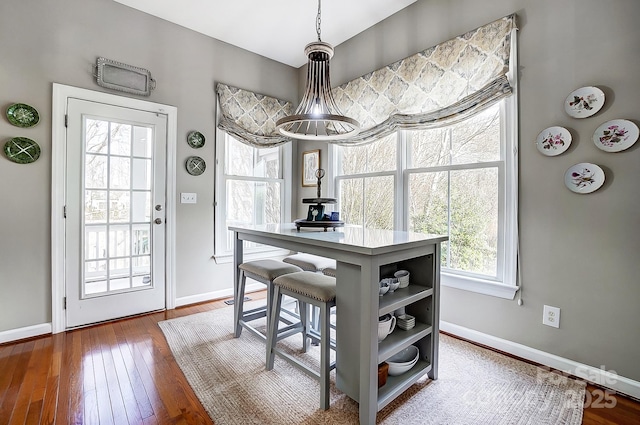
[187,131,206,148]
[185,156,206,176]
[564,163,605,194]
[592,119,639,152]
[3,137,41,164]
[564,86,604,118]
[535,126,572,156]
[6,103,40,127]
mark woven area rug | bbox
[159,304,585,424]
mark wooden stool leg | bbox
[300,301,309,353]
[266,286,283,370]
[234,270,247,337]
[320,301,330,410]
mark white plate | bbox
[564,86,605,118]
[592,119,639,152]
[535,126,572,156]
[564,163,605,194]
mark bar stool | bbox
[267,271,336,410]
[235,259,302,341]
[284,253,336,331]
[322,266,336,277]
[283,253,336,273]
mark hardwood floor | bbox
[1,294,638,424]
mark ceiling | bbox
[113,0,417,68]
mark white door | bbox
[65,98,167,328]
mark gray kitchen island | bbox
[230,223,447,424]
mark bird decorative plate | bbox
[592,119,639,152]
[6,103,40,127]
[564,163,605,194]
[564,87,604,118]
[535,126,572,156]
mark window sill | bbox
[213,248,293,264]
[441,272,519,300]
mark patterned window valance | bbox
[332,14,517,145]
[216,83,294,147]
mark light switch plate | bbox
[181,192,197,204]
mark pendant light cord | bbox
[316,0,322,41]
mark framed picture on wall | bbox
[302,149,320,187]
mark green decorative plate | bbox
[6,103,40,128]
[187,131,205,148]
[185,156,206,176]
[4,137,41,164]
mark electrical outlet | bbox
[543,305,560,328]
[180,192,197,204]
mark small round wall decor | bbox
[187,131,205,148]
[6,103,40,127]
[185,156,206,176]
[4,137,41,164]
[535,126,572,156]
[592,119,639,152]
[564,163,605,194]
[564,86,604,118]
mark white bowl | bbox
[387,346,419,376]
[379,285,389,296]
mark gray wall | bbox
[327,0,640,381]
[2,0,638,386]
[0,0,298,331]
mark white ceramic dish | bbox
[535,126,572,156]
[387,346,419,376]
[564,163,605,194]
[592,119,639,152]
[564,86,605,118]
[394,270,410,288]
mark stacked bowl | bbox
[396,314,415,330]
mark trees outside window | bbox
[335,102,518,293]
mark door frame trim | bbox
[51,83,177,333]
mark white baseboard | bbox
[175,283,265,308]
[440,321,640,400]
[0,323,52,344]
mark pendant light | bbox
[276,0,360,141]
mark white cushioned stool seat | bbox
[273,271,336,302]
[239,259,302,281]
[234,259,303,342]
[283,253,336,272]
[322,266,336,277]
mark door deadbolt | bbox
[155,204,163,211]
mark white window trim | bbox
[213,129,292,262]
[330,104,519,300]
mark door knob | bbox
[154,218,162,224]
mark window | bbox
[334,100,518,299]
[214,132,292,260]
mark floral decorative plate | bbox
[592,119,639,152]
[6,103,40,127]
[187,131,205,148]
[535,126,572,156]
[564,86,605,118]
[564,163,605,194]
[185,156,206,176]
[3,137,41,164]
